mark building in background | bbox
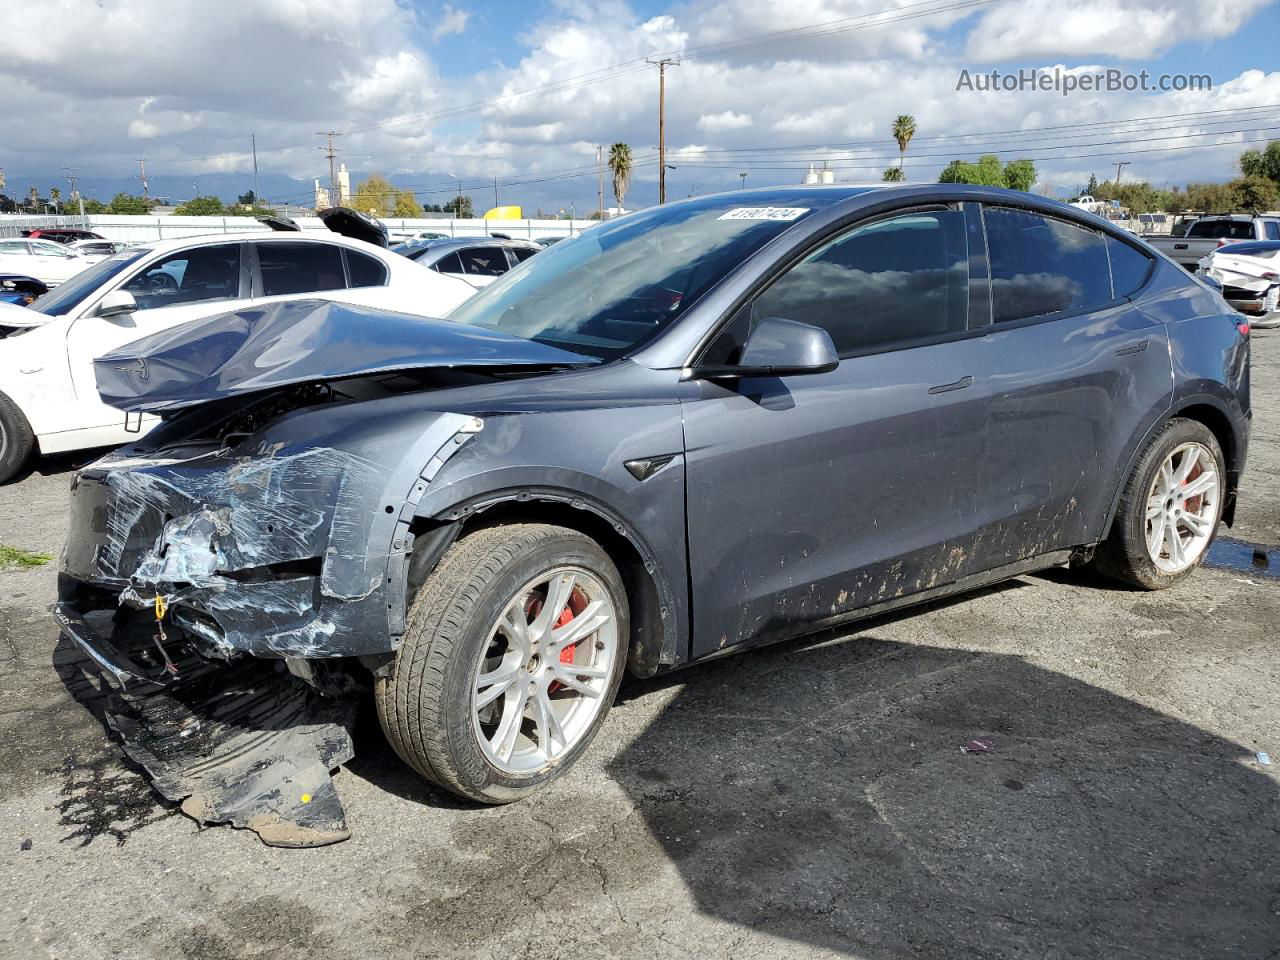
[337,163,351,206]
[804,162,835,185]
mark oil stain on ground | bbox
[54,752,176,846]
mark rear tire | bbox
[1090,418,1225,589]
[0,392,35,484]
[375,523,628,804]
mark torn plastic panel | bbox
[59,412,480,662]
[93,298,594,414]
[60,611,358,847]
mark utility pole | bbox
[1113,161,1130,186]
[63,167,85,219]
[647,58,678,204]
[251,133,259,203]
[316,131,342,205]
[739,171,748,189]
[134,158,149,201]
[596,145,604,219]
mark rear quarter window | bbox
[346,250,388,287]
[1106,237,1154,298]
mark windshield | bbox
[449,192,845,360]
[29,248,150,316]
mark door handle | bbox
[1174,243,1188,249]
[928,375,973,395]
[1114,340,1149,357]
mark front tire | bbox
[375,523,628,804]
[1090,418,1225,589]
[0,392,35,484]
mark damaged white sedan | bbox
[1197,240,1280,328]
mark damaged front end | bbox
[53,299,589,845]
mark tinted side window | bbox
[122,243,242,309]
[751,210,969,356]
[346,250,387,287]
[258,242,345,296]
[511,246,538,263]
[458,247,509,277]
[1107,237,1153,298]
[1265,221,1280,241]
[1188,220,1253,240]
[984,207,1111,323]
[433,252,464,274]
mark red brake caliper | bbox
[526,590,582,695]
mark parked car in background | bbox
[1198,240,1280,327]
[390,230,449,244]
[0,274,48,307]
[54,186,1249,845]
[0,221,476,480]
[1145,214,1280,271]
[23,227,105,244]
[68,239,131,260]
[397,236,541,288]
[0,237,91,286]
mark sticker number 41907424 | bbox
[717,207,810,221]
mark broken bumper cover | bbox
[56,412,479,660]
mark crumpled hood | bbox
[94,298,594,413]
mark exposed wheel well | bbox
[1170,403,1240,526]
[409,499,670,677]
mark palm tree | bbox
[50,186,61,212]
[608,142,632,215]
[882,166,905,182]
[892,115,917,173]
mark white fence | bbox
[0,214,590,244]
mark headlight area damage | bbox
[51,299,593,846]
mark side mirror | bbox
[690,316,839,379]
[96,289,139,319]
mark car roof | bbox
[130,230,393,258]
[418,236,541,250]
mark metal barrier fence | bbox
[0,214,589,244]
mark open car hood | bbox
[317,207,388,248]
[94,299,594,413]
[256,213,301,232]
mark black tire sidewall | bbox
[436,533,628,801]
[0,392,34,484]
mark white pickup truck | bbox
[1144,214,1280,271]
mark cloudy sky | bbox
[1,0,1277,210]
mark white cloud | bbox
[965,0,1276,61]
[432,4,470,41]
[698,110,753,132]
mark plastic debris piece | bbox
[960,738,994,754]
[1257,752,1272,766]
[19,838,32,851]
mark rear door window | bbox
[983,207,1112,323]
[1265,221,1280,241]
[458,246,509,277]
[257,242,346,296]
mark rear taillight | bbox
[1217,239,1230,247]
[1236,320,1250,338]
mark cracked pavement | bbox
[0,334,1278,960]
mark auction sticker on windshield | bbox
[717,207,810,221]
